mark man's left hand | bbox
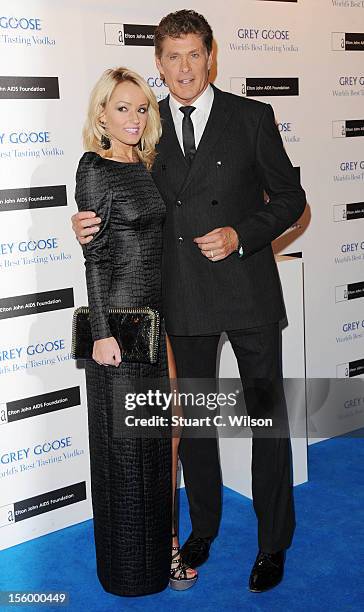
[194,227,239,261]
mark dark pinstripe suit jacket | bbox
[152,85,306,335]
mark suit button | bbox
[178,236,184,243]
[176,200,182,206]
[211,200,218,206]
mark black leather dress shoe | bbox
[248,550,285,592]
[180,534,212,568]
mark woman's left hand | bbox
[92,337,122,366]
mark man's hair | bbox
[154,9,213,57]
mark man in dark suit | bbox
[72,9,306,592]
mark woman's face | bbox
[100,81,149,147]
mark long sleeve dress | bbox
[75,151,171,597]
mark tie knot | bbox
[179,105,196,118]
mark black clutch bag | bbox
[71,306,160,364]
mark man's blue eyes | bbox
[169,53,200,60]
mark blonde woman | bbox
[75,67,197,596]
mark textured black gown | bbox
[75,152,171,596]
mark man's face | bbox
[155,33,212,105]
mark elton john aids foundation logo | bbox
[332,119,364,138]
[104,23,155,46]
[0,483,86,528]
[0,387,80,425]
[0,77,59,100]
[0,186,67,212]
[332,32,364,50]
[335,280,364,303]
[230,77,299,97]
[333,202,364,222]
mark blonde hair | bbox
[83,67,161,170]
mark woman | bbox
[75,67,197,596]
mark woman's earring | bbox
[100,122,111,150]
[101,134,111,150]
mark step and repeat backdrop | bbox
[1,0,364,549]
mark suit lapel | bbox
[156,96,190,197]
[159,96,188,168]
[178,86,233,195]
[158,87,234,197]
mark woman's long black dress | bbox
[75,152,171,597]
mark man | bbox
[72,10,306,592]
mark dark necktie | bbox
[179,105,196,165]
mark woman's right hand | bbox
[93,337,122,367]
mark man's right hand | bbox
[71,211,101,245]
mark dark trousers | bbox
[169,322,296,553]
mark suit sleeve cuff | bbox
[231,226,245,258]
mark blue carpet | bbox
[0,435,363,611]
